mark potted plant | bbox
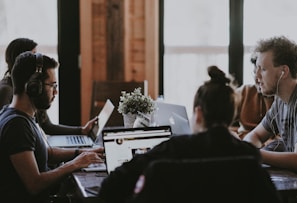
[118,87,155,127]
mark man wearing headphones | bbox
[244,36,297,172]
[0,38,97,136]
[0,52,104,203]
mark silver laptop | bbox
[47,99,114,148]
[153,101,191,136]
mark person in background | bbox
[0,52,104,203]
[243,36,297,171]
[0,38,97,136]
[98,65,261,203]
[232,54,285,152]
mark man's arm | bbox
[261,150,297,172]
[48,146,104,164]
[243,123,273,148]
[244,124,297,172]
[10,149,103,195]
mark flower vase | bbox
[133,112,152,128]
[123,113,137,128]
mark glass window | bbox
[164,0,229,117]
[243,0,297,84]
[0,0,58,123]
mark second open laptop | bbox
[47,99,115,148]
[153,101,192,136]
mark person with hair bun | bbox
[98,66,262,203]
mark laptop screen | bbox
[153,102,191,136]
[102,126,172,174]
[90,99,115,143]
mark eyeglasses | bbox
[44,83,58,90]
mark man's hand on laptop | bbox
[81,116,98,135]
[72,152,104,169]
[80,146,105,158]
[71,147,105,169]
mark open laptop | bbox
[78,125,172,196]
[47,99,114,148]
[83,125,172,173]
[153,101,191,136]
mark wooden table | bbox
[268,167,297,203]
[72,171,106,203]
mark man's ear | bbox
[281,65,289,78]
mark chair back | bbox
[90,80,148,126]
[130,156,282,203]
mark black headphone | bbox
[25,53,44,97]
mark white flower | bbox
[118,87,155,114]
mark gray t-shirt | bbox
[262,85,297,152]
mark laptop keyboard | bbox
[67,136,86,144]
[82,162,107,172]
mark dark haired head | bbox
[193,66,236,128]
[11,51,58,95]
[206,65,231,85]
[5,38,38,77]
[250,53,257,66]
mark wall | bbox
[80,0,159,124]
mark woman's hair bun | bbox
[207,65,231,85]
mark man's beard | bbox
[31,90,52,110]
[262,84,277,97]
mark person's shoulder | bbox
[0,76,12,86]
[236,84,256,92]
[238,84,261,99]
[0,107,31,122]
[0,77,12,88]
[165,134,192,143]
[235,84,255,97]
[161,134,194,148]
